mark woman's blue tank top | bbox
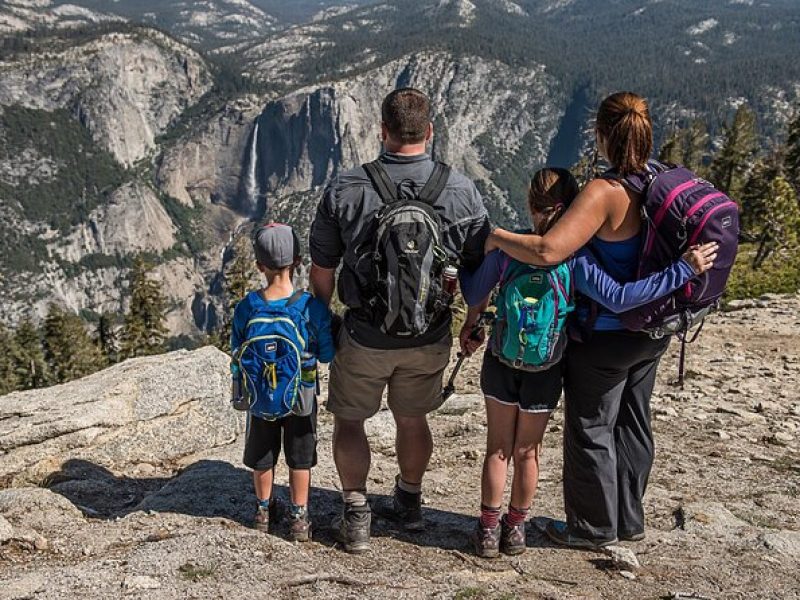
[590,234,641,330]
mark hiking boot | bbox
[374,480,425,531]
[544,520,617,550]
[288,507,311,542]
[500,516,526,556]
[472,519,501,559]
[332,503,371,554]
[253,499,279,533]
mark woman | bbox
[485,91,676,548]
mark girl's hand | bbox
[683,242,719,275]
[459,321,485,356]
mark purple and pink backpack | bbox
[611,161,740,384]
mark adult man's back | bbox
[310,87,490,553]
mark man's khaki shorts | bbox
[326,330,453,420]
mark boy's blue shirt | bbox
[230,290,335,363]
[460,248,695,314]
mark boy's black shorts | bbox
[243,405,317,471]
[480,350,563,413]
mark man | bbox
[309,88,490,553]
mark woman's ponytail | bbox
[596,92,653,176]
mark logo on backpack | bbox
[360,160,454,338]
[232,291,316,420]
[613,160,740,337]
[491,260,573,371]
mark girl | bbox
[459,167,717,557]
[484,93,702,549]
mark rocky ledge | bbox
[0,295,798,599]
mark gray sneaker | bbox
[500,516,526,556]
[472,520,501,558]
[332,503,371,554]
[374,480,425,531]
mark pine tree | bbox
[739,154,784,237]
[710,105,758,198]
[43,305,104,383]
[786,108,800,192]
[753,176,800,269]
[658,129,683,165]
[216,235,258,352]
[0,324,21,395]
[11,318,50,389]
[658,120,708,172]
[684,119,710,174]
[97,312,119,365]
[120,256,168,359]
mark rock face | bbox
[0,346,241,484]
[157,98,265,209]
[53,182,177,262]
[251,51,563,225]
[0,30,211,166]
[0,28,216,334]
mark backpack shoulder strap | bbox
[286,290,312,312]
[417,161,451,205]
[363,160,398,204]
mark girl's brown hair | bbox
[595,91,653,176]
[527,167,579,234]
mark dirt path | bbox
[1,297,798,599]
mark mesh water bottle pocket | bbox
[293,355,317,417]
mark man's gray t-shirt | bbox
[310,152,491,350]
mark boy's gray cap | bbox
[253,223,301,269]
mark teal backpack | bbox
[490,259,574,371]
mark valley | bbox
[0,0,798,341]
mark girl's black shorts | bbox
[480,350,563,413]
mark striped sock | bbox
[479,505,501,529]
[505,505,529,528]
[342,489,368,507]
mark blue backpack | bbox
[232,291,314,420]
[490,259,573,371]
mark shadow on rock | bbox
[42,459,171,519]
[43,459,256,524]
[43,460,548,554]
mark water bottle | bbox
[442,265,458,296]
[230,363,249,411]
[294,353,317,417]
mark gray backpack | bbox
[361,160,452,338]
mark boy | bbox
[231,223,334,542]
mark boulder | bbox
[0,347,244,483]
[0,488,83,533]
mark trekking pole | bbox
[441,311,494,401]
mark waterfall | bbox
[245,120,260,214]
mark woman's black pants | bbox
[563,330,671,543]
